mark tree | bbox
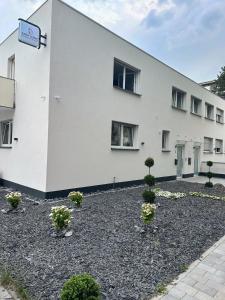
[213,66,225,98]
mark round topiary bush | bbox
[60,273,101,300]
[142,190,156,203]
[145,157,154,168]
[144,175,155,187]
[207,172,213,179]
[207,161,213,167]
[205,181,213,188]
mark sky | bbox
[0,0,225,82]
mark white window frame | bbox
[205,103,214,120]
[203,137,213,153]
[191,96,202,116]
[162,130,170,151]
[215,139,223,154]
[0,120,13,147]
[216,108,224,124]
[8,55,15,80]
[113,59,140,94]
[172,87,186,110]
[111,121,138,150]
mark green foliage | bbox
[205,181,213,188]
[142,190,156,203]
[144,175,155,187]
[141,203,156,224]
[49,206,72,230]
[68,191,83,208]
[155,283,167,295]
[213,66,225,98]
[5,192,22,209]
[60,273,101,300]
[144,157,154,168]
[207,172,213,179]
[207,161,213,167]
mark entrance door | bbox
[194,147,200,175]
[177,145,183,178]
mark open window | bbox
[8,55,15,80]
[113,59,140,94]
[216,108,224,124]
[111,121,138,149]
[205,103,214,120]
[162,130,170,151]
[172,87,186,110]
[0,120,13,147]
[215,139,223,153]
[191,96,202,116]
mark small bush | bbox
[145,157,154,168]
[5,192,22,209]
[142,190,156,203]
[49,206,72,230]
[207,161,213,167]
[141,203,156,224]
[205,182,213,188]
[207,172,213,179]
[144,175,155,187]
[68,191,83,208]
[60,273,101,300]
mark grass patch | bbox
[0,267,30,300]
[155,282,167,295]
[179,264,188,273]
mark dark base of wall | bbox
[199,172,225,179]
[182,173,194,178]
[0,175,177,199]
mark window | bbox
[113,59,139,93]
[216,108,224,124]
[191,96,202,115]
[204,137,213,152]
[8,55,15,79]
[172,88,186,110]
[0,120,13,147]
[215,139,223,153]
[205,103,214,120]
[162,130,170,151]
[111,121,138,148]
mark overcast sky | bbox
[1,0,225,82]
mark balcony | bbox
[0,76,15,109]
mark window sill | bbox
[205,117,214,121]
[171,105,187,112]
[0,146,12,149]
[216,121,224,125]
[113,85,142,97]
[111,146,140,151]
[162,149,171,152]
[191,112,202,118]
[203,151,213,154]
[215,152,223,154]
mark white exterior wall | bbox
[46,0,225,192]
[0,0,52,192]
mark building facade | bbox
[0,0,225,198]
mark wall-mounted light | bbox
[54,96,61,102]
[141,142,145,146]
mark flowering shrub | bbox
[152,188,186,199]
[60,273,101,300]
[141,203,156,224]
[189,191,222,200]
[68,191,83,208]
[50,206,72,230]
[5,192,22,209]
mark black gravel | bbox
[1,181,225,300]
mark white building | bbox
[0,0,225,198]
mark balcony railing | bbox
[0,76,15,108]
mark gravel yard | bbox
[1,181,225,300]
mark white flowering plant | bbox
[152,188,186,199]
[5,192,22,209]
[49,206,72,230]
[68,191,84,208]
[141,203,156,224]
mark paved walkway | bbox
[0,287,14,300]
[180,175,225,186]
[152,235,225,300]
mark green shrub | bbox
[145,157,154,168]
[144,175,155,187]
[141,203,156,224]
[205,182,213,188]
[142,190,156,203]
[60,273,101,300]
[207,161,213,167]
[49,206,72,230]
[68,191,83,208]
[5,192,22,209]
[207,172,213,179]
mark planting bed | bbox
[1,181,225,299]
